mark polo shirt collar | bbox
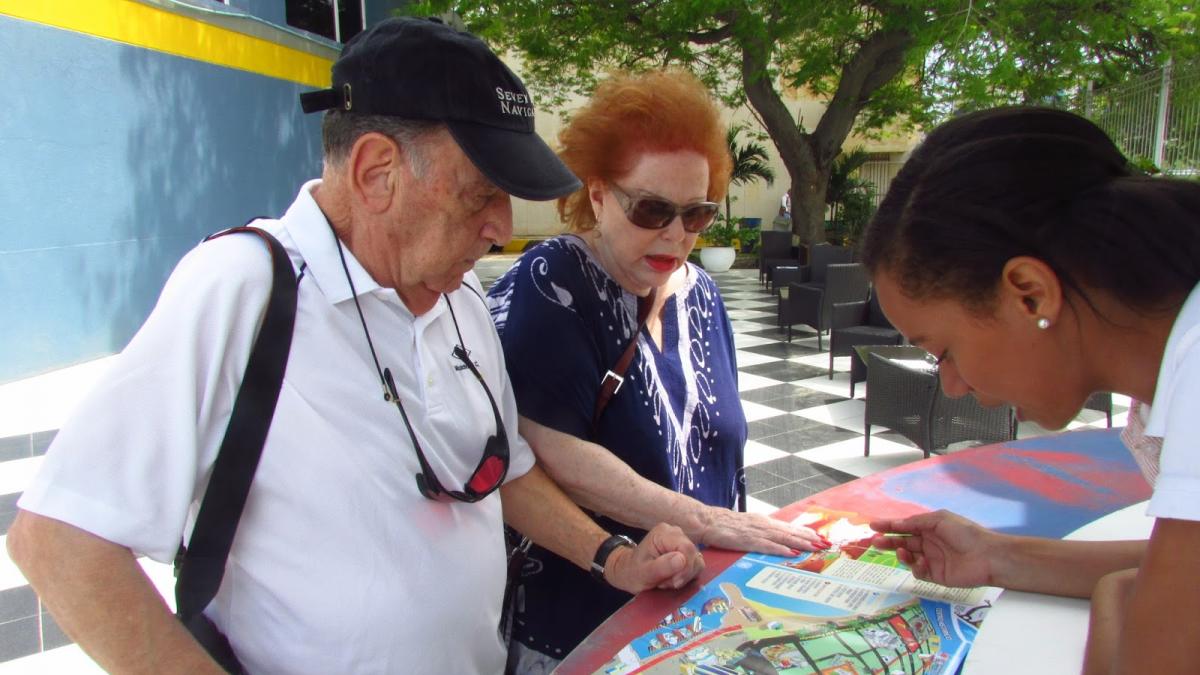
[285,179,383,306]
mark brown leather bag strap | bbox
[591,289,656,436]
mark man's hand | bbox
[603,524,705,594]
[699,507,830,555]
[870,510,999,588]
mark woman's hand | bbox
[870,510,1000,588]
[699,507,830,555]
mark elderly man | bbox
[7,17,701,674]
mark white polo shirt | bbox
[1144,282,1200,521]
[19,180,535,674]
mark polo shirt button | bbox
[426,375,434,386]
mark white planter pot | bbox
[699,246,736,272]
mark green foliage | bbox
[737,224,761,253]
[825,149,876,247]
[703,215,739,247]
[413,1,1191,129]
[827,186,877,248]
[410,0,1194,244]
[725,123,776,221]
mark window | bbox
[286,0,364,43]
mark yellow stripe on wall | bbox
[0,0,333,88]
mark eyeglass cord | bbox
[326,221,504,500]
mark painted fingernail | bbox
[788,548,802,556]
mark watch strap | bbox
[590,534,635,584]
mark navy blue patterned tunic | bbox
[486,234,747,657]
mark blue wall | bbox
[0,15,324,382]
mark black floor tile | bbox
[740,361,827,382]
[0,616,40,662]
[794,470,857,494]
[748,414,820,439]
[30,431,56,457]
[752,480,831,507]
[754,389,850,414]
[0,493,20,512]
[756,426,860,454]
[0,511,16,538]
[754,456,854,484]
[739,342,817,360]
[743,466,794,493]
[0,435,30,463]
[0,587,37,625]
[41,612,71,651]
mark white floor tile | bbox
[789,352,834,370]
[742,440,790,466]
[0,357,116,438]
[791,374,854,399]
[794,400,867,431]
[745,495,777,516]
[734,350,782,368]
[737,372,783,392]
[0,457,44,497]
[741,401,787,424]
[0,645,104,674]
[795,437,921,478]
[0,535,30,593]
[730,320,770,333]
[733,334,774,349]
[140,557,177,610]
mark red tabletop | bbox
[557,428,1150,674]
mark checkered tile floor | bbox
[0,258,1128,669]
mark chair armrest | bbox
[830,301,867,329]
[772,265,810,290]
[785,282,824,312]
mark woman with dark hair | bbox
[862,106,1200,673]
[486,70,826,672]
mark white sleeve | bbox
[1147,334,1200,521]
[17,235,277,562]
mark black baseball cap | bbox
[300,17,580,201]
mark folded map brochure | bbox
[594,507,1002,675]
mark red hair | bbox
[557,69,733,232]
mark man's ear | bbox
[588,179,607,220]
[999,256,1063,325]
[347,132,400,214]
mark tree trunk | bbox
[737,22,913,247]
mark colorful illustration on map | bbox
[594,508,1000,675]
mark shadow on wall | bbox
[1,17,326,382]
[101,46,323,351]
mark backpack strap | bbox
[174,225,298,623]
[590,289,656,437]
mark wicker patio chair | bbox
[864,350,1016,457]
[758,230,799,287]
[830,293,903,396]
[777,262,870,349]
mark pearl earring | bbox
[1036,317,1051,330]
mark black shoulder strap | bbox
[174,225,298,622]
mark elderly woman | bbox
[486,70,826,670]
[862,107,1200,674]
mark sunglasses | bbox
[608,182,719,234]
[383,345,509,503]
